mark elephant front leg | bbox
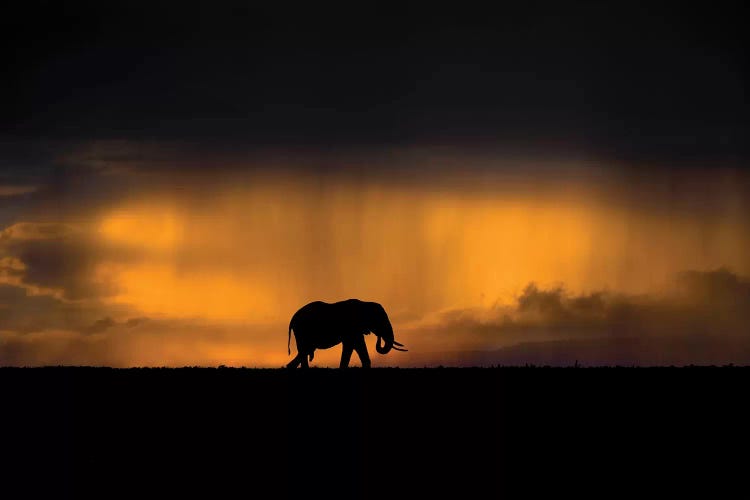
[340,344,354,368]
[353,336,371,368]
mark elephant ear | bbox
[374,302,390,322]
[367,302,384,327]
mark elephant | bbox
[287,299,407,368]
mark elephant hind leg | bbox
[286,354,301,369]
[287,352,309,369]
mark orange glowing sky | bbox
[1,147,749,366]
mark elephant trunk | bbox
[375,335,393,355]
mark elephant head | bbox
[368,302,408,355]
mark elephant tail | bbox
[288,321,293,355]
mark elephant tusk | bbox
[392,346,408,352]
[392,340,405,347]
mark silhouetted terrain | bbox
[406,335,750,367]
[2,367,746,498]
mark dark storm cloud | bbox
[0,151,143,233]
[1,2,747,221]
[674,268,750,310]
[79,316,149,335]
[0,224,119,300]
[80,317,116,335]
[2,1,747,166]
[408,269,750,365]
[124,317,149,328]
[0,284,132,335]
[0,284,64,333]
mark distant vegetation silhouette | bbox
[287,299,407,368]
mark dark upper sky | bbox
[2,1,748,173]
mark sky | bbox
[1,1,748,366]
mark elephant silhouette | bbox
[287,299,407,368]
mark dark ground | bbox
[2,367,747,498]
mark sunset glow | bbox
[2,151,748,367]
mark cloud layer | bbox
[401,268,750,366]
[2,266,749,366]
[0,154,748,367]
